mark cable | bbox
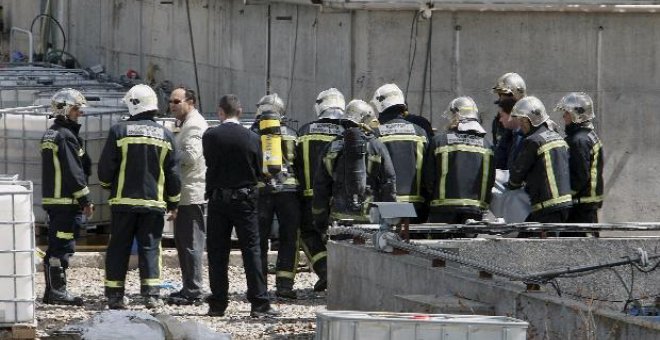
[285,6,300,114]
[30,13,66,53]
[185,0,203,112]
[419,13,433,116]
[405,11,421,99]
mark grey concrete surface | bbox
[2,1,660,222]
[328,240,660,339]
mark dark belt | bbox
[211,186,256,202]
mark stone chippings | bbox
[431,237,660,312]
[35,266,324,339]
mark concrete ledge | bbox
[328,240,660,339]
[394,294,495,315]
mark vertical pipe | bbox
[453,23,462,97]
[186,0,203,111]
[595,25,604,135]
[266,4,272,95]
[139,0,144,81]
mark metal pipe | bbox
[185,0,203,111]
[246,0,660,13]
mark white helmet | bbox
[256,93,285,117]
[511,96,549,127]
[123,84,159,116]
[555,92,595,124]
[492,72,527,100]
[443,96,479,121]
[50,88,87,118]
[372,83,405,114]
[314,88,345,119]
[345,99,375,124]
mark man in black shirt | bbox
[202,94,279,318]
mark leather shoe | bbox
[167,291,204,306]
[313,278,327,292]
[250,305,280,318]
[275,288,297,299]
[207,308,226,317]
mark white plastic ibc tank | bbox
[0,182,35,325]
[315,311,528,340]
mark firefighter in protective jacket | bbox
[252,93,303,299]
[371,83,429,223]
[312,108,397,226]
[99,84,180,309]
[295,88,346,292]
[41,88,94,306]
[556,92,604,225]
[423,97,495,225]
[507,96,572,224]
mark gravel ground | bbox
[35,266,326,339]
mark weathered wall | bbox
[2,0,660,221]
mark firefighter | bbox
[423,97,495,231]
[99,84,181,309]
[492,72,527,169]
[507,96,572,227]
[41,88,94,306]
[295,88,345,292]
[253,93,302,299]
[312,104,397,227]
[371,83,429,223]
[556,92,604,232]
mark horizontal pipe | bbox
[246,0,660,13]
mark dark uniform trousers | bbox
[206,189,269,310]
[105,211,164,297]
[520,209,570,238]
[174,204,206,298]
[566,206,599,237]
[258,191,301,290]
[45,209,84,269]
[299,199,328,278]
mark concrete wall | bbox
[328,241,660,339]
[2,0,660,221]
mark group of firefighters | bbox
[37,71,603,315]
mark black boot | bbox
[43,265,83,306]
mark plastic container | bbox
[0,180,35,325]
[316,311,528,340]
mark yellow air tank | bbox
[259,111,283,176]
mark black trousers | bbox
[566,206,599,237]
[45,209,83,269]
[520,208,569,238]
[105,210,164,297]
[174,204,206,298]
[299,199,328,279]
[207,195,269,309]
[258,191,301,290]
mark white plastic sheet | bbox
[490,170,531,223]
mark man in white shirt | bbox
[167,87,209,305]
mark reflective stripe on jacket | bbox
[565,124,604,208]
[41,118,90,209]
[375,118,428,204]
[509,124,572,213]
[98,113,181,212]
[423,129,495,214]
[296,119,345,198]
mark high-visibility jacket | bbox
[296,118,344,198]
[423,128,495,215]
[41,118,91,210]
[509,124,572,213]
[312,129,396,224]
[98,113,181,212]
[565,123,604,209]
[374,117,428,204]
